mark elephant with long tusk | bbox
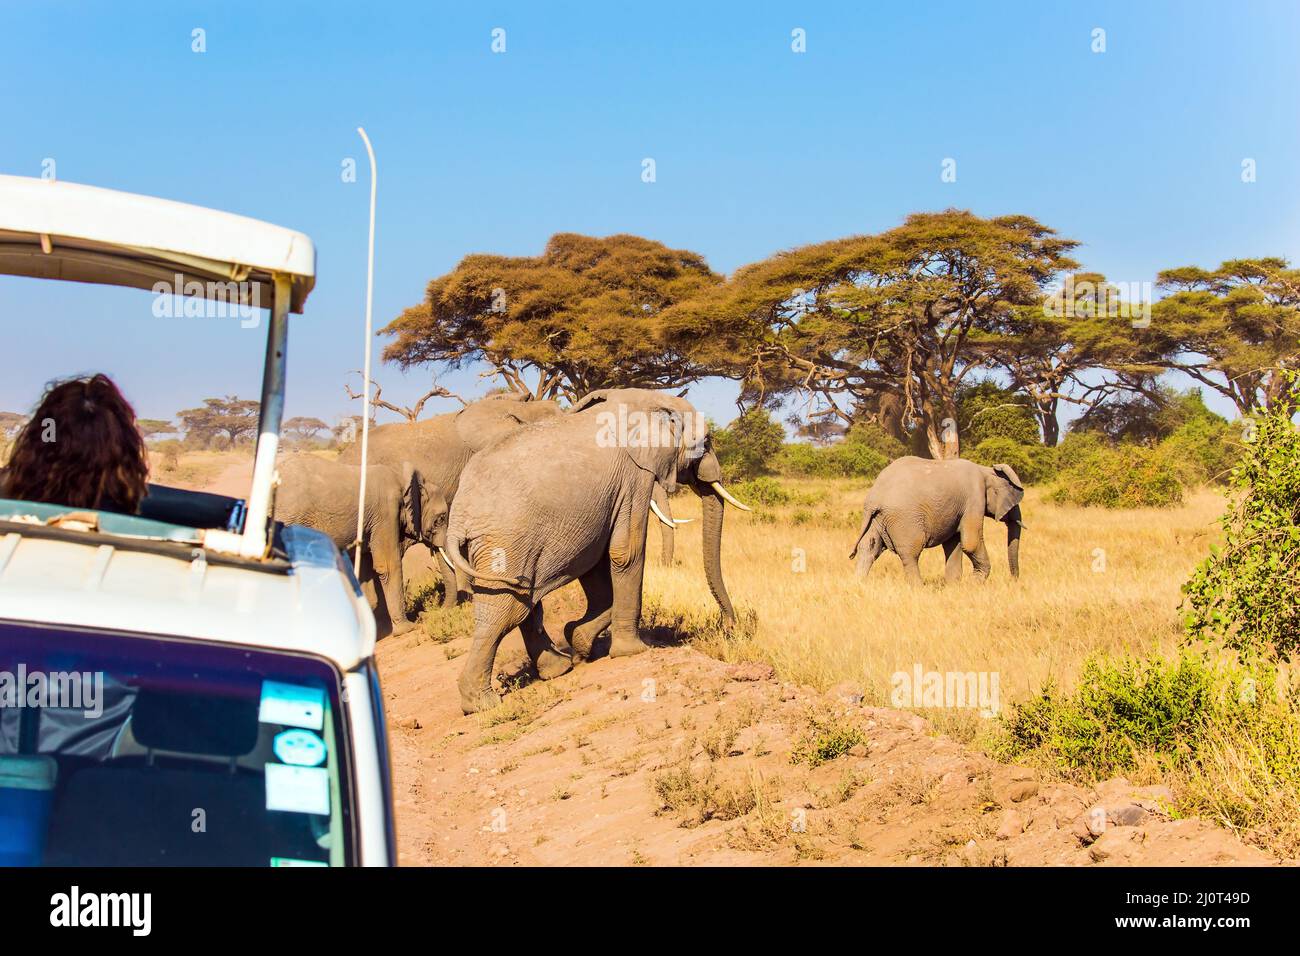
[445,387,752,714]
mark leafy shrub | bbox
[967,437,1056,485]
[791,712,867,767]
[714,409,785,480]
[1183,383,1300,660]
[957,381,1041,447]
[730,476,792,507]
[1048,442,1184,508]
[993,653,1224,778]
[776,440,889,479]
[991,650,1300,854]
[842,421,908,460]
[1160,416,1243,487]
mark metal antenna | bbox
[353,127,377,576]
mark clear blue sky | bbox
[2,0,1297,428]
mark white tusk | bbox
[710,482,753,512]
[436,546,455,568]
[674,518,693,524]
[649,499,676,528]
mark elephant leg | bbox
[458,592,531,714]
[375,559,415,636]
[519,603,573,680]
[942,534,963,584]
[608,512,650,658]
[898,551,924,586]
[566,562,613,662]
[962,522,991,579]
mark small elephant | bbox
[850,456,1024,584]
[276,455,448,635]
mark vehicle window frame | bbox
[0,617,360,867]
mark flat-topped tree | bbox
[1147,258,1300,417]
[663,210,1079,458]
[380,233,723,401]
[177,396,259,449]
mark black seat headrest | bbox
[131,690,259,757]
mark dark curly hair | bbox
[2,374,149,513]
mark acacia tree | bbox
[666,211,1079,458]
[1146,258,1300,417]
[380,233,724,400]
[994,273,1158,446]
[177,397,260,448]
[283,416,329,444]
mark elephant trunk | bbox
[1004,504,1022,579]
[698,487,736,626]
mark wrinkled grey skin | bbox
[277,455,448,636]
[447,388,741,714]
[340,393,562,605]
[850,456,1024,585]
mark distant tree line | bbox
[381,211,1300,461]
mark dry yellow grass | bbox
[645,479,1225,707]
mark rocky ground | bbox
[377,600,1275,867]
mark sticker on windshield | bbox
[273,729,327,767]
[259,680,325,731]
[265,763,330,816]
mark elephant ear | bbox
[988,463,1025,520]
[455,402,528,452]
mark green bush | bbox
[957,381,1041,447]
[1048,442,1184,508]
[776,440,889,479]
[1160,416,1243,487]
[1184,381,1300,660]
[713,409,786,480]
[967,437,1056,485]
[993,650,1300,855]
[729,476,793,507]
[992,652,1276,778]
[842,421,908,460]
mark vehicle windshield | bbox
[0,621,353,866]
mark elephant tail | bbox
[445,534,531,591]
[849,508,880,561]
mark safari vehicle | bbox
[0,175,394,866]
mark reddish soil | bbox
[377,613,1275,868]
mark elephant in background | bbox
[445,388,752,714]
[276,455,448,636]
[850,456,1024,585]
[339,392,562,605]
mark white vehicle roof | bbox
[0,524,375,670]
[0,174,315,312]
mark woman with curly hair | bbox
[1,374,150,514]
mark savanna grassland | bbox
[644,479,1222,709]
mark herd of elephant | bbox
[274,389,1025,715]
